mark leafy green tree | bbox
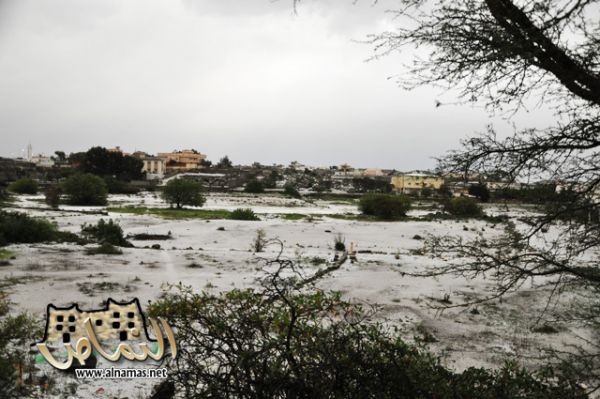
[371,2,600,386]
[244,179,265,193]
[468,184,490,202]
[81,219,132,247]
[283,183,301,199]
[162,179,205,209]
[44,185,61,209]
[443,197,484,218]
[216,156,233,169]
[62,173,108,206]
[8,178,38,195]
[359,194,412,220]
[76,147,144,180]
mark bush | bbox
[103,176,140,195]
[148,268,585,399]
[359,194,412,220]
[229,208,260,221]
[162,179,205,209]
[283,183,301,199]
[8,178,38,194]
[468,183,490,202]
[44,185,62,209]
[85,243,123,255]
[251,229,267,252]
[443,197,484,218]
[81,219,131,247]
[62,173,108,206]
[0,309,41,399]
[334,233,346,251]
[244,179,264,194]
[0,211,57,246]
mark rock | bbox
[151,244,161,250]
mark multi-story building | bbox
[158,149,207,172]
[391,172,444,194]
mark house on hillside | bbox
[391,172,444,194]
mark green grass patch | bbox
[108,207,233,220]
[0,249,15,260]
[280,213,309,221]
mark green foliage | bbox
[443,197,484,218]
[62,173,108,206]
[492,184,560,204]
[359,194,412,220]
[216,156,233,169]
[283,183,301,198]
[244,179,265,193]
[229,208,260,221]
[420,187,433,198]
[8,178,38,195]
[108,207,232,220]
[264,170,280,189]
[81,219,131,247]
[162,179,205,209]
[149,281,585,399]
[76,146,144,180]
[102,176,140,194]
[85,243,123,255]
[334,233,346,251]
[44,185,61,209]
[251,229,267,252]
[0,211,55,246]
[0,308,41,399]
[468,184,490,202]
[0,211,81,247]
[437,184,453,198]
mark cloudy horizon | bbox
[0,0,553,170]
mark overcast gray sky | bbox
[0,0,551,169]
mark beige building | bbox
[391,173,444,193]
[158,149,207,171]
[142,156,166,180]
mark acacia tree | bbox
[363,0,600,391]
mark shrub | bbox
[103,176,140,194]
[229,208,260,221]
[162,179,205,209]
[81,219,131,247]
[468,183,490,202]
[85,243,123,255]
[148,268,585,399]
[334,233,346,251]
[44,185,62,209]
[443,197,484,218]
[244,179,264,194]
[251,229,267,252]
[0,211,57,246]
[0,309,41,399]
[62,173,108,206]
[283,183,301,199]
[359,194,412,220]
[8,178,38,195]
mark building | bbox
[391,173,444,193]
[142,156,166,180]
[158,149,207,172]
[30,154,55,168]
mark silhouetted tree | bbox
[370,0,600,390]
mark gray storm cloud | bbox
[0,0,552,169]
